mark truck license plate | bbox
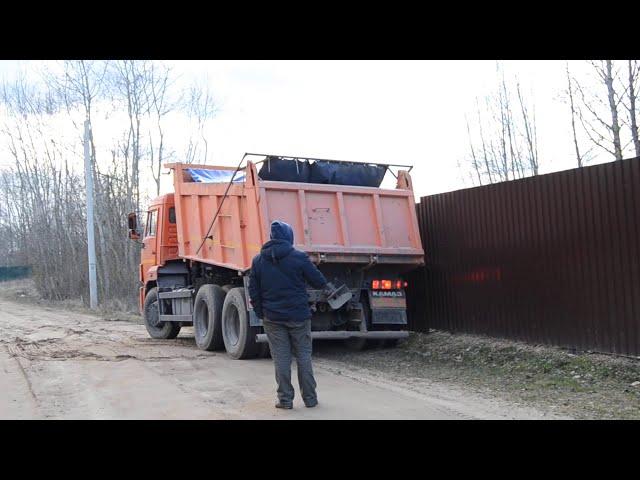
[371,290,404,298]
[370,290,406,309]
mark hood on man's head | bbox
[270,221,294,244]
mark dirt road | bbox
[0,298,560,419]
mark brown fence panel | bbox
[406,156,640,356]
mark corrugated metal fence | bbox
[407,156,640,356]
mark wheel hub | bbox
[227,306,240,346]
[196,302,209,337]
[148,301,162,328]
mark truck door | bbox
[141,208,160,276]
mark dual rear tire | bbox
[144,283,269,359]
[221,288,262,359]
[193,285,266,360]
[193,284,226,351]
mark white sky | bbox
[0,60,625,200]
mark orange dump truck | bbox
[128,154,424,359]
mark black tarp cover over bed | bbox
[257,156,387,187]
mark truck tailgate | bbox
[259,181,424,261]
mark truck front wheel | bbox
[221,288,260,359]
[143,287,181,340]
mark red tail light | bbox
[403,281,408,288]
[372,279,406,290]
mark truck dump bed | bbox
[167,156,424,272]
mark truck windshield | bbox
[146,210,157,237]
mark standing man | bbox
[249,220,329,409]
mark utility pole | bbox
[84,119,98,309]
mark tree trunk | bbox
[605,60,623,161]
[629,60,640,158]
[566,62,583,167]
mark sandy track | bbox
[0,299,560,419]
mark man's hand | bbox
[323,282,352,310]
[323,282,336,297]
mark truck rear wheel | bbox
[193,284,225,351]
[143,287,181,340]
[344,337,369,351]
[221,288,260,359]
[258,342,271,358]
[344,296,375,351]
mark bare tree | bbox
[183,79,217,164]
[626,60,640,157]
[565,62,584,167]
[516,82,538,175]
[0,75,89,300]
[109,60,153,213]
[574,60,630,162]
[146,62,174,196]
[58,60,116,298]
[465,114,483,185]
[0,60,219,309]
[476,99,494,184]
[463,64,539,185]
[604,60,624,161]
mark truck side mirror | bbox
[127,213,140,240]
[128,212,137,230]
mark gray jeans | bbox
[262,318,317,407]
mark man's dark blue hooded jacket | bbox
[248,221,327,322]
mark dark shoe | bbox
[275,402,293,409]
[304,400,318,408]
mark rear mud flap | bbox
[249,310,263,327]
[371,309,407,325]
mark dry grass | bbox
[316,330,640,419]
[0,278,142,324]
